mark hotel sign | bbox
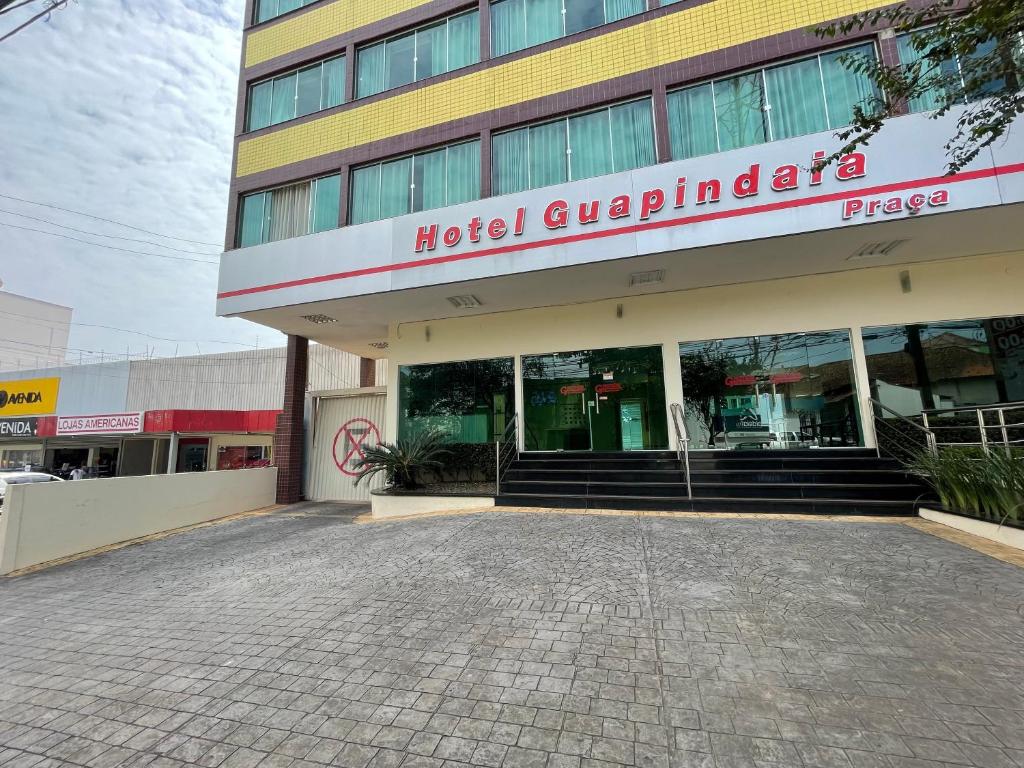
[0,377,59,417]
[57,412,143,435]
[216,109,1023,314]
[411,152,951,254]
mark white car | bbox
[0,472,63,507]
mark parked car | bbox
[0,472,63,507]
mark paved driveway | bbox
[1,509,1023,768]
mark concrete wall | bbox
[0,468,277,575]
[0,291,71,371]
[384,252,1024,444]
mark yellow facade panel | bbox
[237,0,889,178]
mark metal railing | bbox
[495,413,519,495]
[669,403,693,499]
[922,401,1024,456]
[870,398,937,462]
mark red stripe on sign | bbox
[218,163,1024,300]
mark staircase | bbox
[496,449,933,515]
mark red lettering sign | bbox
[560,384,586,396]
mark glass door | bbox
[522,345,668,451]
[679,330,863,450]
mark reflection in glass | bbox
[863,316,1024,415]
[679,331,862,450]
[522,346,668,451]
[399,358,514,444]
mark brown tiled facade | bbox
[225,0,922,249]
[273,334,308,504]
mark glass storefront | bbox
[863,316,1024,415]
[522,345,668,451]
[679,330,862,450]
[398,358,514,443]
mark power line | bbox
[0,0,68,43]
[0,208,221,256]
[0,222,220,264]
[0,308,260,348]
[0,192,222,247]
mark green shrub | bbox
[354,430,450,490]
[912,448,1024,525]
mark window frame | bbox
[237,173,341,248]
[491,96,658,193]
[253,0,322,27]
[665,40,882,159]
[894,29,1024,111]
[348,138,483,225]
[246,54,346,132]
[490,0,654,58]
[356,8,480,100]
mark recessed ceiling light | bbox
[300,313,337,324]
[629,270,665,287]
[847,240,909,260]
[447,295,483,309]
[369,341,389,350]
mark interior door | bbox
[619,400,645,451]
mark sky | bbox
[0,0,285,365]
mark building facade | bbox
[0,346,384,477]
[217,0,1024,500]
[0,290,72,372]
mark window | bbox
[349,140,481,225]
[398,358,515,443]
[863,316,1024,414]
[237,174,340,247]
[667,43,880,161]
[522,346,669,451]
[678,331,863,450]
[491,0,646,57]
[247,56,345,131]
[491,98,655,195]
[356,11,480,99]
[895,31,1024,114]
[255,0,318,25]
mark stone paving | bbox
[1,508,1023,768]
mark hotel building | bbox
[217,0,1024,508]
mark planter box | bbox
[371,491,495,520]
[919,507,1024,551]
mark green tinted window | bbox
[399,358,515,444]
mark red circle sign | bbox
[332,418,382,476]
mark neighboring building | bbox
[0,345,385,476]
[216,0,1024,503]
[0,290,71,371]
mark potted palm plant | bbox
[354,430,450,491]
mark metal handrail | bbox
[669,403,693,500]
[923,400,1024,415]
[869,398,937,457]
[495,413,519,495]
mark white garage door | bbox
[307,392,386,501]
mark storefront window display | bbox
[863,315,1024,414]
[679,330,862,450]
[522,346,668,451]
[399,358,515,443]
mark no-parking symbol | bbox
[333,418,381,476]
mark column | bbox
[359,357,376,388]
[167,433,179,475]
[661,341,685,448]
[849,326,877,450]
[274,335,309,505]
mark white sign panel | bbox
[217,110,1024,315]
[57,412,143,435]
